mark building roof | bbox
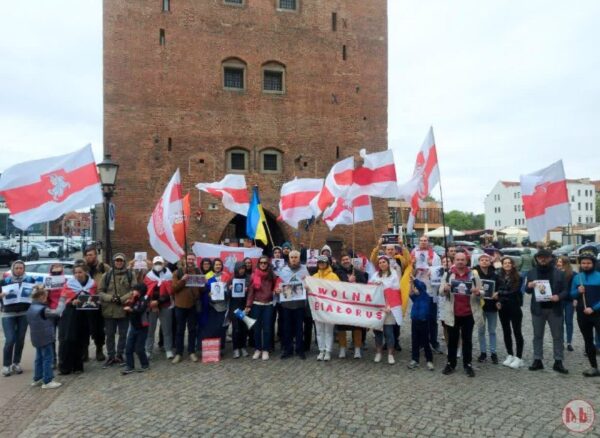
[591,180,600,192]
[500,178,593,188]
[500,181,520,188]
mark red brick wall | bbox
[104,0,388,258]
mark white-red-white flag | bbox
[0,145,102,230]
[278,178,324,229]
[191,242,263,274]
[397,127,440,233]
[148,169,186,263]
[351,149,398,198]
[310,157,354,217]
[323,194,373,230]
[196,174,250,216]
[520,160,571,242]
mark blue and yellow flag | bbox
[246,186,268,245]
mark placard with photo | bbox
[134,252,148,270]
[44,275,66,290]
[231,278,246,298]
[450,280,473,295]
[210,281,226,301]
[271,258,285,272]
[77,294,100,310]
[279,281,306,302]
[1,283,33,305]
[352,258,363,271]
[481,280,496,299]
[534,280,552,302]
[306,249,319,268]
[186,275,206,288]
[414,250,430,270]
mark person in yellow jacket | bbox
[312,255,340,361]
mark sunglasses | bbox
[259,261,268,265]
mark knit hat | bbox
[478,252,493,260]
[282,242,292,250]
[317,255,330,264]
[321,245,332,255]
[113,253,126,261]
[535,248,553,259]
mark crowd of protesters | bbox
[1,237,600,390]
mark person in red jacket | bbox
[245,256,276,361]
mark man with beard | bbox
[84,246,109,362]
[571,248,600,377]
[525,248,569,374]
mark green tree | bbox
[444,210,485,231]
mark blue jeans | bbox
[251,304,274,351]
[2,315,28,367]
[563,300,574,344]
[478,311,498,354]
[281,307,305,355]
[125,325,149,370]
[175,307,197,355]
[374,325,395,349]
[34,344,54,384]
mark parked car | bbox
[30,242,61,258]
[500,247,538,269]
[0,248,20,266]
[571,243,600,263]
[24,260,75,283]
[552,244,576,258]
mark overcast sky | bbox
[1,1,598,213]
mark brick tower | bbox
[104,0,388,258]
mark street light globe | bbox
[97,154,119,187]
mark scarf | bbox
[63,276,96,303]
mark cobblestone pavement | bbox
[4,295,600,437]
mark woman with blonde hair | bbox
[556,255,575,352]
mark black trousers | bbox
[499,301,524,358]
[447,315,474,368]
[577,311,600,369]
[86,310,104,348]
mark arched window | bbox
[222,57,247,91]
[260,148,283,173]
[262,61,286,94]
[227,148,249,172]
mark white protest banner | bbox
[304,277,385,330]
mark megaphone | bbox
[233,308,256,330]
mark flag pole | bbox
[182,194,189,257]
[352,203,356,255]
[263,215,275,246]
[309,219,317,250]
[434,132,449,267]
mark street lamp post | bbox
[97,154,119,263]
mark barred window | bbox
[263,153,278,171]
[224,67,244,89]
[279,0,297,10]
[260,149,282,173]
[225,0,243,4]
[264,71,283,92]
[227,148,249,172]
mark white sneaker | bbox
[42,381,62,389]
[252,350,261,360]
[171,354,182,364]
[31,379,43,387]
[509,357,524,369]
[2,366,11,377]
[426,361,435,371]
[316,351,325,361]
[339,348,346,359]
[354,349,362,359]
[166,351,174,360]
[261,351,269,361]
[241,348,249,357]
[232,349,241,359]
[503,355,515,367]
[324,351,331,361]
[374,353,382,363]
[190,353,198,362]
[407,360,419,369]
[388,354,395,365]
[11,364,23,375]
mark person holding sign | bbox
[310,256,340,362]
[439,252,483,377]
[143,256,174,360]
[275,250,310,360]
[525,249,569,372]
[370,255,401,365]
[474,253,499,365]
[230,262,249,359]
[171,254,202,364]
[245,256,277,361]
[58,263,97,375]
[1,260,36,377]
[497,257,525,370]
[201,259,231,357]
[571,248,600,377]
[525,248,569,374]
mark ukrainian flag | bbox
[246,186,268,245]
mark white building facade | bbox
[485,179,596,230]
